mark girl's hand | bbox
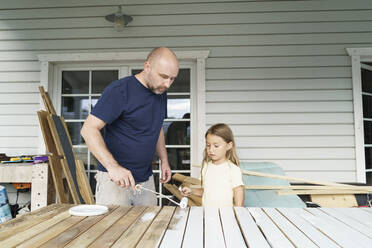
[180,186,192,196]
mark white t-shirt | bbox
[201,160,244,207]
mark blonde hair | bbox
[201,123,240,185]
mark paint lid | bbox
[69,205,108,216]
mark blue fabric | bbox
[241,162,306,207]
[91,75,167,183]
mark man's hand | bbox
[107,165,135,190]
[160,161,172,183]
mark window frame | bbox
[347,47,372,183]
[38,51,209,181]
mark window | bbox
[347,48,372,184]
[362,63,372,185]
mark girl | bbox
[181,123,244,207]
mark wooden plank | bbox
[207,56,350,68]
[37,111,68,203]
[47,113,81,204]
[279,190,368,195]
[75,160,95,204]
[320,208,372,239]
[235,136,354,148]
[206,67,350,80]
[230,124,354,136]
[239,148,355,160]
[182,207,203,248]
[39,86,56,115]
[337,208,372,229]
[163,183,197,206]
[204,207,225,248]
[160,207,189,248]
[207,78,352,91]
[310,194,358,207]
[1,1,371,12]
[245,185,372,190]
[0,93,39,104]
[207,90,352,102]
[306,208,372,247]
[89,206,146,248]
[38,214,106,248]
[277,208,340,248]
[263,208,317,248]
[2,33,372,51]
[2,9,372,25]
[0,137,39,148]
[17,215,86,248]
[2,21,371,39]
[291,208,354,248]
[207,101,352,114]
[206,113,353,125]
[234,207,270,248]
[137,206,176,247]
[0,208,71,247]
[111,206,161,248]
[248,208,294,248]
[0,204,70,241]
[242,170,355,187]
[172,173,201,185]
[64,206,130,247]
[219,207,247,248]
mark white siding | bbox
[0,0,371,181]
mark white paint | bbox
[141,212,156,222]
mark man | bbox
[81,47,179,206]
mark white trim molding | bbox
[38,50,209,177]
[346,47,372,183]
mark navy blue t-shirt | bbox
[91,75,167,183]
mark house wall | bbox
[1,0,372,184]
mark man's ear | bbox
[143,61,151,72]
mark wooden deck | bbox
[0,204,372,247]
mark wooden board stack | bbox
[38,86,94,205]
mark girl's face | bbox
[205,134,232,165]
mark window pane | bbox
[62,71,89,94]
[167,148,190,170]
[66,122,84,145]
[74,147,88,165]
[361,67,372,93]
[92,70,119,93]
[167,97,190,119]
[131,68,190,93]
[365,148,372,170]
[364,121,372,144]
[169,68,190,93]
[89,172,97,194]
[62,97,90,120]
[90,152,99,170]
[164,121,190,145]
[153,173,159,192]
[91,97,99,111]
[152,153,159,170]
[363,95,372,119]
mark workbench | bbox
[0,204,371,247]
[0,163,48,211]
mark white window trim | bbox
[346,47,372,183]
[38,50,209,178]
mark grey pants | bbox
[95,171,157,206]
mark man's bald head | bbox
[135,47,179,94]
[146,47,178,67]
